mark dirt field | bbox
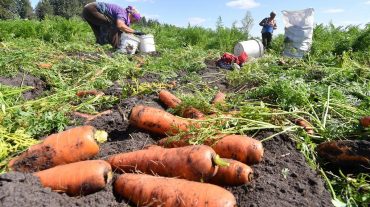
[0,61,333,207]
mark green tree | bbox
[0,0,17,19]
[216,16,224,31]
[35,0,53,19]
[240,11,254,38]
[17,0,34,19]
[49,0,94,19]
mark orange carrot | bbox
[317,140,370,170]
[37,63,53,69]
[182,106,205,119]
[114,173,237,207]
[359,116,370,128]
[107,145,227,181]
[159,134,264,165]
[211,91,226,105]
[294,119,314,134]
[34,160,112,196]
[73,110,112,123]
[158,90,206,119]
[129,105,194,135]
[76,90,104,97]
[9,126,107,173]
[208,158,253,186]
[158,90,181,108]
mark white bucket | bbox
[139,34,156,53]
[118,33,140,54]
[234,39,264,58]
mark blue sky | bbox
[30,0,370,37]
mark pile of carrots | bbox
[7,90,265,206]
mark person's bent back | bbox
[82,2,142,49]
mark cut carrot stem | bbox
[213,154,230,167]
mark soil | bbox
[0,59,334,207]
[0,72,47,100]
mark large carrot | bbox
[107,145,227,181]
[9,125,108,173]
[114,173,237,207]
[158,90,181,108]
[207,159,253,186]
[159,134,264,165]
[34,160,112,196]
[129,105,194,135]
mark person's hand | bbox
[133,30,146,36]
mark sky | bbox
[30,0,370,37]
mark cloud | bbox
[365,1,370,4]
[188,17,206,26]
[226,0,260,9]
[322,8,344,13]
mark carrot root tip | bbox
[94,130,108,143]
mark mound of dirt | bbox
[0,130,333,207]
[229,133,333,207]
[0,73,47,100]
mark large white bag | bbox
[282,8,314,58]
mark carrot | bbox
[359,116,370,128]
[34,160,112,196]
[159,90,181,108]
[294,118,314,134]
[114,173,237,207]
[37,63,53,69]
[73,110,112,123]
[208,159,253,186]
[317,140,370,170]
[9,125,108,173]
[76,89,104,97]
[129,105,193,135]
[158,90,206,119]
[107,145,228,181]
[211,91,226,105]
[182,106,205,119]
[159,134,264,165]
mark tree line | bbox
[0,0,94,20]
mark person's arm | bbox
[273,20,277,29]
[259,18,266,26]
[116,19,135,34]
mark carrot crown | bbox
[213,155,230,167]
[94,130,108,143]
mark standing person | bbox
[82,2,144,49]
[259,11,277,50]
